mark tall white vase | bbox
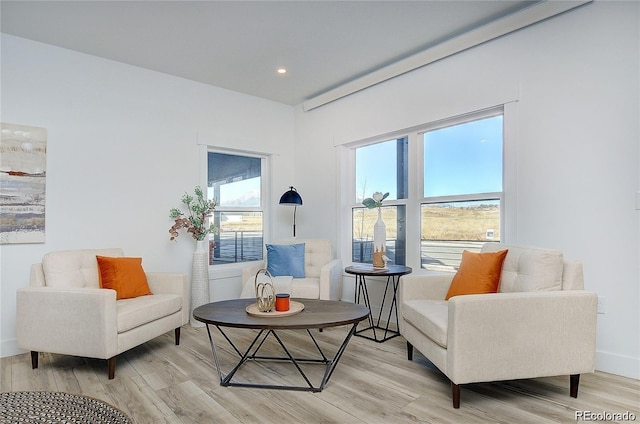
[190,239,210,327]
[373,208,386,268]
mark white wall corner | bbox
[1,339,25,358]
[596,350,640,380]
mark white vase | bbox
[373,208,386,268]
[190,239,210,327]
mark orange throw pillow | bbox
[96,256,152,300]
[445,249,508,300]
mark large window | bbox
[207,151,264,265]
[347,109,504,271]
[421,114,503,270]
[352,137,408,265]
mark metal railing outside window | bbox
[211,231,263,265]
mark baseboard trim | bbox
[596,350,639,380]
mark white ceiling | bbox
[2,1,559,106]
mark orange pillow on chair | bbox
[445,249,508,300]
[96,256,152,300]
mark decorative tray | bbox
[246,301,305,317]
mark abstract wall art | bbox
[0,122,47,244]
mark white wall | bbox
[294,1,639,379]
[0,34,295,356]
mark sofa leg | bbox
[175,327,181,345]
[570,374,580,398]
[30,351,38,369]
[407,341,413,360]
[107,357,116,380]
[452,382,461,409]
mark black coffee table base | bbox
[204,323,359,392]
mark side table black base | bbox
[345,265,412,343]
[354,324,400,343]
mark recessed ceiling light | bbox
[277,68,287,75]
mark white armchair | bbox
[17,248,189,379]
[399,243,597,408]
[240,239,342,300]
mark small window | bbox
[208,152,264,265]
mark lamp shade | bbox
[279,186,303,206]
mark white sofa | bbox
[17,248,189,379]
[240,239,342,300]
[399,243,597,408]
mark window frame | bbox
[417,107,504,205]
[418,108,506,271]
[204,146,271,267]
[340,104,514,272]
[346,135,410,266]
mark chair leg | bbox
[107,357,116,380]
[407,341,413,360]
[175,327,181,345]
[570,374,580,398]
[452,382,461,409]
[30,351,38,369]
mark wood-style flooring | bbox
[2,325,639,423]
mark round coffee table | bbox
[193,298,369,392]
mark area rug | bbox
[0,391,132,423]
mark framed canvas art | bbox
[0,122,47,244]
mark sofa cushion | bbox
[96,256,153,300]
[445,250,508,300]
[42,248,123,288]
[116,294,182,333]
[403,299,448,348]
[482,243,564,292]
[266,243,305,278]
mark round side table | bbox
[345,264,412,342]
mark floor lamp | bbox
[279,186,303,237]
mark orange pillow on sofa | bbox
[445,249,508,300]
[96,256,152,300]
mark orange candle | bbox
[275,293,290,312]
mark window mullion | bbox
[406,132,421,270]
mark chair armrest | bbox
[399,272,454,302]
[16,287,118,359]
[29,263,46,287]
[146,272,187,294]
[446,290,598,384]
[146,273,190,325]
[319,259,343,300]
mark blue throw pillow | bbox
[266,243,305,278]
